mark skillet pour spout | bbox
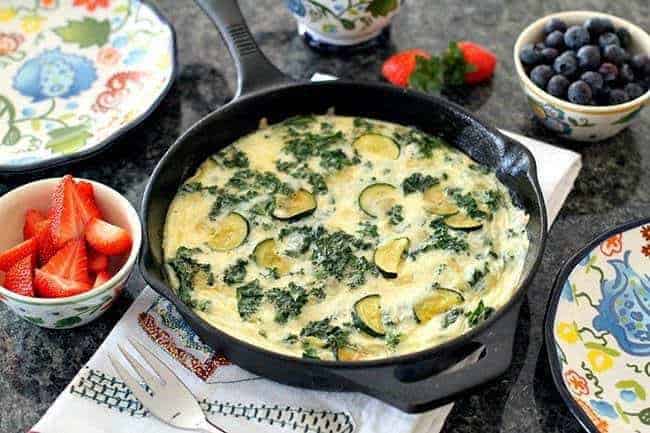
[140,0,548,413]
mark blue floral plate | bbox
[0,0,176,173]
[545,218,650,433]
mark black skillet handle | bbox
[194,0,293,98]
[328,299,523,413]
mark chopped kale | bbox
[469,263,489,289]
[279,225,315,256]
[284,130,344,160]
[208,191,248,219]
[281,115,317,129]
[236,280,263,320]
[411,219,468,256]
[393,128,444,158]
[356,221,379,239]
[483,190,503,212]
[442,308,463,328]
[275,160,329,195]
[300,317,350,352]
[266,282,309,323]
[167,247,214,309]
[466,301,495,327]
[223,259,248,285]
[319,148,360,171]
[310,227,376,288]
[402,173,440,194]
[219,148,249,169]
[309,282,327,300]
[180,182,218,195]
[468,163,491,175]
[449,189,487,219]
[283,334,299,344]
[353,117,375,131]
[387,204,404,225]
[194,299,211,312]
[302,346,320,359]
[386,329,402,349]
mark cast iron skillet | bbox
[140,0,548,413]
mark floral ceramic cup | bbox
[545,218,650,432]
[284,0,401,49]
[0,178,142,329]
[514,11,650,142]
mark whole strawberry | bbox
[457,41,497,84]
[381,49,431,87]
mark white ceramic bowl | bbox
[0,178,141,329]
[514,11,650,142]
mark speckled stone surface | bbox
[1,1,649,432]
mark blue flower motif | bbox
[124,49,146,65]
[589,400,618,419]
[112,35,129,48]
[593,251,650,356]
[13,49,96,102]
[284,0,306,17]
[578,253,592,267]
[561,280,574,302]
[21,107,35,117]
[620,390,636,402]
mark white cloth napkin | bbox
[32,80,581,433]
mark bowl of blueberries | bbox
[514,11,649,141]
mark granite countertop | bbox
[1,0,649,432]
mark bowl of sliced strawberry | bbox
[0,175,141,329]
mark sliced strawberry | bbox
[34,269,91,298]
[42,239,90,283]
[85,218,132,256]
[0,238,37,272]
[381,49,431,87]
[49,175,85,248]
[457,41,497,85]
[3,255,34,297]
[36,220,58,266]
[23,209,46,240]
[75,180,102,223]
[93,270,113,288]
[88,248,109,273]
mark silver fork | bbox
[108,338,229,433]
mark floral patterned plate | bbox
[0,0,176,173]
[545,218,650,433]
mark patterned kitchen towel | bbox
[31,88,581,433]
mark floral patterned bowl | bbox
[545,218,650,432]
[0,0,176,172]
[0,178,142,329]
[514,11,650,142]
[284,0,401,47]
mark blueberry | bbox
[520,43,541,65]
[625,82,645,100]
[598,32,620,49]
[619,63,635,83]
[631,54,650,76]
[599,18,615,34]
[609,88,629,105]
[530,65,554,88]
[599,62,619,82]
[576,45,601,70]
[564,26,590,49]
[541,47,559,64]
[547,75,570,98]
[544,18,567,35]
[581,71,604,92]
[567,80,593,104]
[584,17,610,37]
[545,30,565,49]
[553,51,578,77]
[616,27,632,48]
[603,45,628,65]
[594,85,611,104]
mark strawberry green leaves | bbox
[408,42,474,93]
[54,18,111,48]
[367,0,399,17]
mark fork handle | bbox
[197,419,229,433]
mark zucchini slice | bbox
[444,213,483,231]
[353,134,400,159]
[336,346,366,361]
[358,183,399,217]
[413,289,464,323]
[208,212,249,251]
[374,238,409,278]
[253,239,291,275]
[272,189,316,220]
[423,186,459,216]
[353,294,385,337]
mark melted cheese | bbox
[163,115,529,361]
